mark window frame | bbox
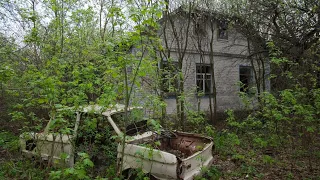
[194,20,207,38]
[217,20,228,40]
[196,63,212,95]
[239,65,254,93]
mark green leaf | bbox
[83,158,94,168]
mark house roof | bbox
[160,5,230,23]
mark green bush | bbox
[195,166,221,180]
[49,153,94,180]
[214,130,240,156]
[0,131,20,152]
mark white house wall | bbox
[157,13,270,113]
[163,52,255,113]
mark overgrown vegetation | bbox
[1,0,319,179]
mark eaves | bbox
[165,48,247,59]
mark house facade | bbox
[157,9,270,114]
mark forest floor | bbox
[0,119,319,179]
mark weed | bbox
[0,131,20,152]
[195,166,221,180]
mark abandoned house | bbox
[137,7,270,115]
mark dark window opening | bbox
[196,64,212,94]
[218,21,228,39]
[239,66,253,92]
[194,21,207,37]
